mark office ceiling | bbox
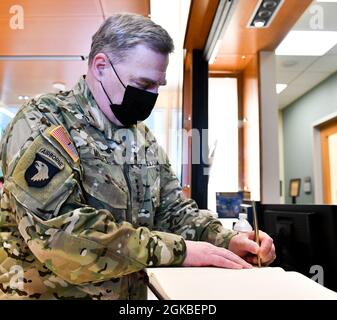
[0,0,149,106]
[208,0,313,75]
[208,0,337,110]
[277,1,337,109]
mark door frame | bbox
[312,112,337,203]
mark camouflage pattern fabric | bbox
[0,76,237,300]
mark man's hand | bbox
[228,230,276,266]
[182,240,252,269]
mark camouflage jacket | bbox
[0,76,236,300]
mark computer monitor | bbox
[261,204,337,292]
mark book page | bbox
[146,267,337,300]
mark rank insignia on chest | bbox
[24,148,64,188]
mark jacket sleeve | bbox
[1,111,186,285]
[153,148,237,249]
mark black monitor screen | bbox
[262,204,337,292]
[264,210,317,273]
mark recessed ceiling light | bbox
[281,59,299,68]
[276,84,287,94]
[276,31,337,56]
[18,95,30,100]
[258,10,272,19]
[254,19,266,28]
[263,0,278,9]
[248,0,284,28]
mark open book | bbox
[146,267,337,300]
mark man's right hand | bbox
[182,240,252,269]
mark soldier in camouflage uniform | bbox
[0,14,275,299]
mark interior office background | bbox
[0,0,337,207]
[0,0,190,182]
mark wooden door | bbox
[320,119,337,204]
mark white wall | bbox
[207,77,239,212]
[259,51,280,204]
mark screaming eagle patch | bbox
[24,148,64,188]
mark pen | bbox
[252,201,262,267]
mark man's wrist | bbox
[223,230,239,248]
[150,231,187,266]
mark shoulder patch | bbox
[37,147,64,169]
[24,151,63,188]
[49,125,79,163]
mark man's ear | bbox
[90,53,108,81]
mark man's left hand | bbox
[228,230,276,266]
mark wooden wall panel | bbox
[320,119,337,204]
[0,0,150,105]
[184,0,219,50]
[182,52,192,198]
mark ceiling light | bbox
[258,10,272,19]
[316,1,337,3]
[276,84,287,94]
[263,0,278,9]
[281,59,299,68]
[248,0,284,28]
[276,31,337,56]
[18,95,29,100]
[254,20,266,28]
[53,82,66,91]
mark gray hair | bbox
[88,13,174,65]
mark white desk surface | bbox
[147,267,337,300]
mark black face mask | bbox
[100,59,158,127]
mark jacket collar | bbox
[72,76,118,140]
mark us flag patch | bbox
[50,126,79,162]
